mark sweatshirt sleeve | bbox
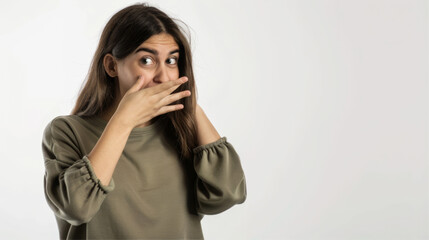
[192,137,247,215]
[41,117,115,226]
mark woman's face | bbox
[106,33,180,98]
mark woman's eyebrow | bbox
[134,47,179,55]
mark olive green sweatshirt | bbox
[41,115,247,240]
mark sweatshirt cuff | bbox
[82,155,115,193]
[193,137,227,154]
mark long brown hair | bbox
[71,3,199,159]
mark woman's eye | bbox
[167,57,177,65]
[141,57,154,65]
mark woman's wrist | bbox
[110,113,134,134]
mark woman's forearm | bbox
[87,114,133,186]
[195,104,221,146]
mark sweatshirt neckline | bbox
[87,116,161,136]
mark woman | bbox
[41,3,247,240]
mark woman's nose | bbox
[153,64,170,84]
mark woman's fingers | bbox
[155,104,185,117]
[158,90,191,107]
[125,76,145,96]
[128,76,190,119]
[149,76,188,95]
[145,76,190,108]
[154,78,189,103]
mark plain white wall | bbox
[0,0,427,239]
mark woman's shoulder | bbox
[46,114,84,128]
[43,114,104,148]
[44,114,100,136]
[42,115,79,145]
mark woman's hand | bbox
[113,75,191,129]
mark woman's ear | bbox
[103,53,118,77]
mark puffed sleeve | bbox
[41,117,115,226]
[192,137,247,215]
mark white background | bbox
[0,0,427,239]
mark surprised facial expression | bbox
[115,33,180,97]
